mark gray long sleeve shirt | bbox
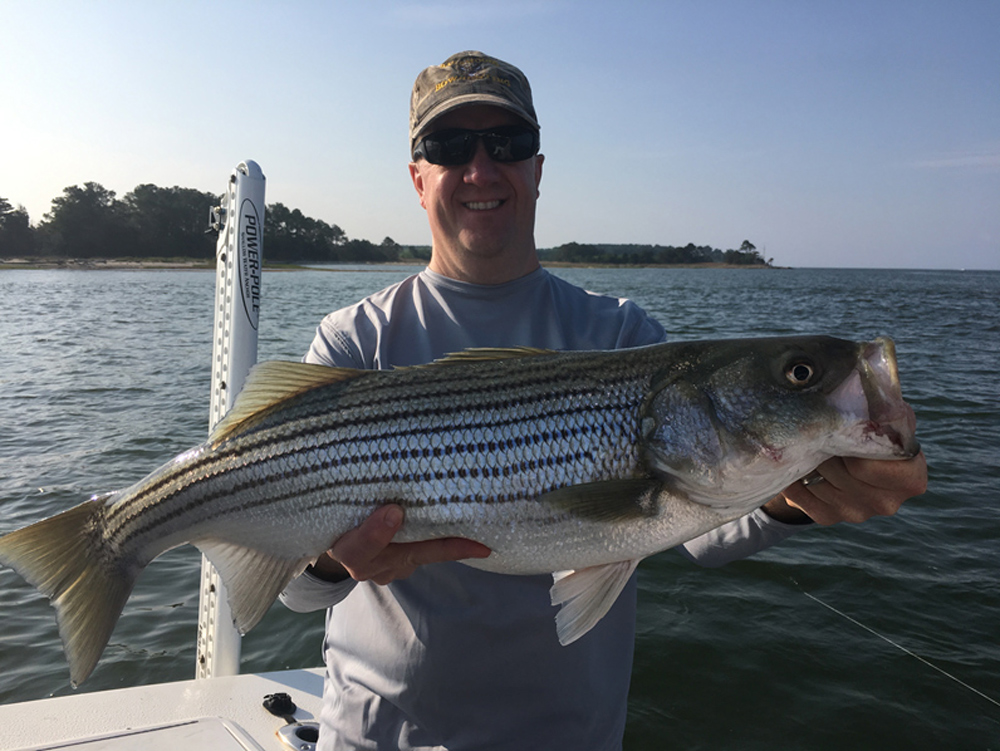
[280,268,805,750]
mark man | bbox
[280,51,927,750]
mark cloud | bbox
[911,147,1000,170]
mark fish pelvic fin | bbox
[194,540,313,634]
[211,361,366,444]
[0,497,136,687]
[550,560,640,645]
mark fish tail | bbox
[0,498,137,686]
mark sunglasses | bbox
[413,125,540,166]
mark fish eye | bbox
[785,361,816,386]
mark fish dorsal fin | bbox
[430,346,555,366]
[210,361,365,443]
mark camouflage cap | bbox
[409,51,539,154]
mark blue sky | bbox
[1,1,997,269]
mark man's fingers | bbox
[782,453,928,526]
[394,537,492,568]
[329,505,405,572]
[329,504,492,584]
[367,538,492,585]
[843,453,928,494]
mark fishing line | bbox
[792,579,1000,710]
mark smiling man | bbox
[407,52,543,285]
[280,51,927,751]
[408,103,543,284]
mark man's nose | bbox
[463,140,501,183]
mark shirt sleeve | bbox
[619,300,668,348]
[305,315,366,368]
[279,568,357,612]
[677,508,812,567]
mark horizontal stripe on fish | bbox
[104,444,634,542]
[97,353,656,551]
[104,442,616,551]
[100,400,644,552]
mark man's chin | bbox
[456,231,513,259]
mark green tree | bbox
[338,238,400,263]
[0,197,36,257]
[265,202,347,262]
[398,245,431,261]
[726,241,765,265]
[37,182,133,257]
[122,184,219,258]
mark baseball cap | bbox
[409,51,539,154]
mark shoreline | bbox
[0,257,779,272]
[0,257,216,271]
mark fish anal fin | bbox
[211,361,365,444]
[550,559,640,645]
[538,479,667,522]
[195,540,313,634]
[0,498,136,687]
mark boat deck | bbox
[0,668,324,750]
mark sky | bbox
[1,1,997,270]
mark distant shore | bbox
[0,257,216,271]
[0,257,779,271]
[541,261,777,270]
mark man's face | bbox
[409,105,544,283]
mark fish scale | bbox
[0,336,920,685]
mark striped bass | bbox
[0,336,919,686]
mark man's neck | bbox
[428,246,541,285]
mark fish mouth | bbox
[829,337,920,458]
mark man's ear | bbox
[409,161,427,209]
[535,153,544,198]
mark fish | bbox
[0,336,919,685]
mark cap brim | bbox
[411,94,539,151]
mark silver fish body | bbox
[0,336,919,685]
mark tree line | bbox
[0,182,429,264]
[539,241,771,266]
[1,182,770,267]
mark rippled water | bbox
[1,266,998,749]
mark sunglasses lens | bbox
[421,130,476,166]
[417,127,538,166]
[483,127,539,162]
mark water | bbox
[1,266,998,749]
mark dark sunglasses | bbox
[413,125,540,166]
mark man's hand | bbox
[763,452,928,525]
[308,504,492,585]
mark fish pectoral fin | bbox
[550,559,640,645]
[195,540,313,634]
[211,361,366,444]
[538,479,666,521]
